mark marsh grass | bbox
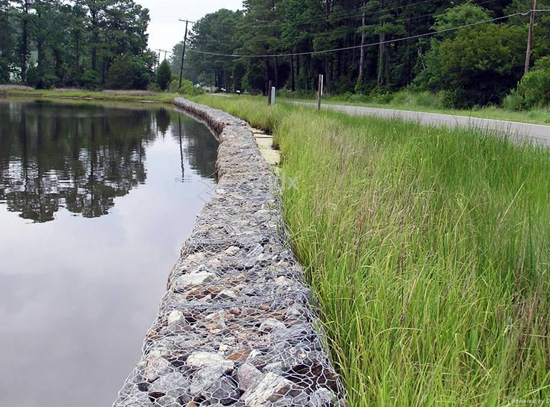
[0,88,179,104]
[193,95,550,406]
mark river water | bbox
[0,99,218,407]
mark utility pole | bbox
[179,19,191,88]
[524,0,537,75]
[155,49,169,70]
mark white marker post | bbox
[317,74,324,111]
[271,86,276,106]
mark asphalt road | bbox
[294,102,550,146]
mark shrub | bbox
[177,79,204,96]
[147,82,161,93]
[106,54,152,90]
[517,70,550,109]
[169,79,180,93]
[81,70,101,90]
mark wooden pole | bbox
[267,80,273,105]
[178,19,189,88]
[525,0,537,75]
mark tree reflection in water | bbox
[0,100,217,223]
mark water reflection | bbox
[0,100,217,222]
[0,99,218,407]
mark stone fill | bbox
[112,98,346,407]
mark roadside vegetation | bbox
[192,94,550,406]
[281,89,550,126]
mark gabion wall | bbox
[112,98,346,407]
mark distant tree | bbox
[416,2,492,93]
[106,53,151,89]
[432,1,492,39]
[0,0,12,83]
[439,24,526,107]
[156,59,171,91]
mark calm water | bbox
[0,100,218,407]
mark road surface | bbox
[293,102,550,146]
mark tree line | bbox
[173,0,550,108]
[0,0,153,89]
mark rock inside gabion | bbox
[112,98,346,407]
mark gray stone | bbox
[259,318,286,333]
[187,352,234,373]
[149,372,190,398]
[189,367,239,405]
[209,376,240,405]
[153,395,180,407]
[189,367,224,396]
[237,363,262,391]
[242,373,294,406]
[264,362,284,374]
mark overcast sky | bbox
[136,0,244,56]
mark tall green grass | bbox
[194,95,550,406]
[191,94,290,134]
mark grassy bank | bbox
[192,95,550,406]
[0,87,178,104]
[281,90,550,126]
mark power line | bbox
[187,11,530,59]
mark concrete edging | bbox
[112,97,345,407]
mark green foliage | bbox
[156,60,172,91]
[432,1,491,38]
[25,66,39,87]
[106,54,151,90]
[81,70,102,90]
[182,0,550,111]
[534,55,550,71]
[1,0,151,88]
[242,61,265,93]
[505,69,550,110]
[168,79,180,93]
[177,79,204,96]
[438,24,526,107]
[0,57,9,83]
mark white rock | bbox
[242,372,294,406]
[224,246,240,256]
[187,352,234,373]
[187,252,206,263]
[274,276,292,286]
[167,310,184,325]
[174,273,214,288]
